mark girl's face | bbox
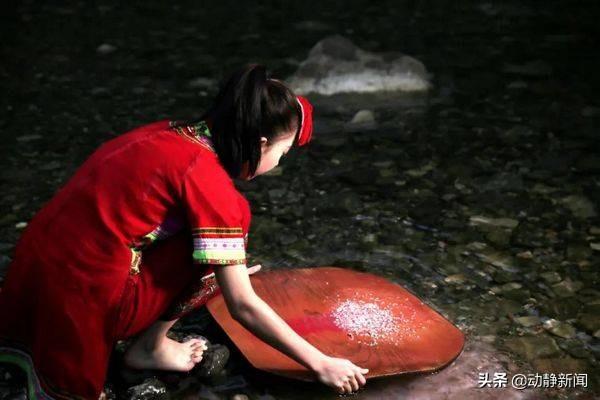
[248,130,296,179]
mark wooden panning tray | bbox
[206,267,465,380]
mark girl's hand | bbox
[247,264,262,275]
[313,355,369,394]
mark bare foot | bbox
[124,336,208,372]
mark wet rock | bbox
[188,77,217,89]
[485,229,511,248]
[590,242,600,252]
[542,319,576,338]
[469,216,515,247]
[507,80,528,90]
[16,134,42,142]
[96,43,117,55]
[293,20,332,32]
[516,250,533,260]
[512,222,554,248]
[39,160,62,171]
[559,339,590,359]
[323,192,362,215]
[551,279,584,298]
[504,335,561,360]
[577,313,600,333]
[267,188,286,201]
[195,344,230,379]
[404,161,436,178]
[125,378,167,400]
[469,215,519,229]
[479,172,524,193]
[560,194,597,219]
[540,271,562,284]
[491,282,530,302]
[474,249,516,270]
[581,300,600,315]
[513,316,540,327]
[539,298,582,320]
[278,232,298,245]
[230,395,249,400]
[502,288,531,302]
[495,299,523,316]
[288,35,430,95]
[531,357,588,374]
[347,109,376,128]
[566,242,593,260]
[491,269,519,284]
[444,274,467,285]
[251,216,284,243]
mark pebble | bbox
[504,336,561,360]
[514,316,540,328]
[349,109,376,125]
[540,271,562,284]
[551,279,584,298]
[542,319,576,339]
[125,378,167,400]
[96,43,117,55]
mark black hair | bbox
[192,64,300,178]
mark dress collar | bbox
[171,120,215,153]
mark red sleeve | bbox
[181,155,248,266]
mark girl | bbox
[0,64,369,399]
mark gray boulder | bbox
[288,35,430,95]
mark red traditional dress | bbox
[0,120,251,399]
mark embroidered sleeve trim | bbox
[192,227,246,265]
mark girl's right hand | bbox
[313,355,369,394]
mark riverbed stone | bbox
[505,335,561,360]
[514,316,541,327]
[125,378,167,400]
[577,313,600,333]
[566,243,593,260]
[540,271,562,284]
[531,356,589,374]
[288,35,430,95]
[581,300,600,315]
[542,319,577,338]
[559,339,590,359]
[560,195,597,219]
[551,279,584,298]
[348,109,376,126]
[539,297,582,320]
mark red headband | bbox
[296,96,313,146]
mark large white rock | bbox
[288,35,430,95]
